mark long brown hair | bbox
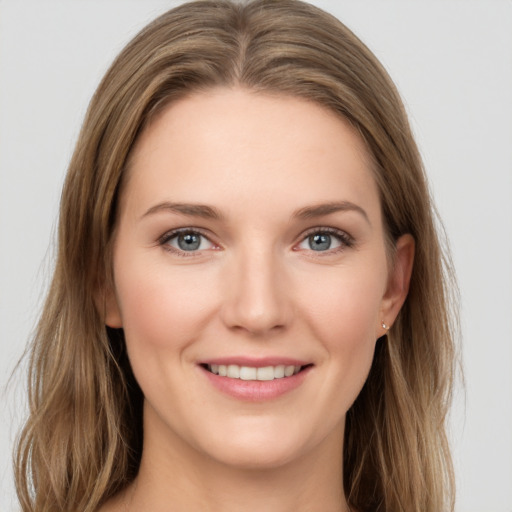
[15,1,458,511]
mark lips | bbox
[199,358,313,401]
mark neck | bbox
[122,405,350,512]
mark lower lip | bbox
[200,366,312,401]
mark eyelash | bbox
[158,226,355,257]
[298,227,355,255]
[158,227,216,258]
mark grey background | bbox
[1,1,511,510]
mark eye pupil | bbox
[309,233,331,251]
[177,233,201,251]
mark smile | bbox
[200,360,313,401]
[206,364,302,380]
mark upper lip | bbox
[199,356,312,368]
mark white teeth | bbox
[274,365,285,378]
[207,364,303,380]
[227,365,240,378]
[284,365,295,377]
[240,366,257,380]
[256,366,274,381]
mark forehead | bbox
[121,88,380,223]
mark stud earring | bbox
[381,321,390,330]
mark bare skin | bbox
[99,88,413,512]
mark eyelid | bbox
[158,227,219,256]
[294,226,355,253]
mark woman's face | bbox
[106,88,412,470]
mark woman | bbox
[14,1,457,511]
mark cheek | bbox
[298,265,385,397]
[302,267,384,342]
[114,258,220,351]
[113,259,222,416]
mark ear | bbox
[378,234,415,336]
[95,284,123,328]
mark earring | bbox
[381,321,390,330]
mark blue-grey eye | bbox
[178,233,201,251]
[166,231,213,252]
[297,231,344,252]
[309,233,332,251]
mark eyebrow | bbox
[141,200,369,224]
[293,201,370,225]
[141,202,224,221]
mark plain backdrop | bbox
[1,1,511,511]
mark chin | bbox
[208,441,303,471]
[191,416,328,471]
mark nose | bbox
[220,247,292,336]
